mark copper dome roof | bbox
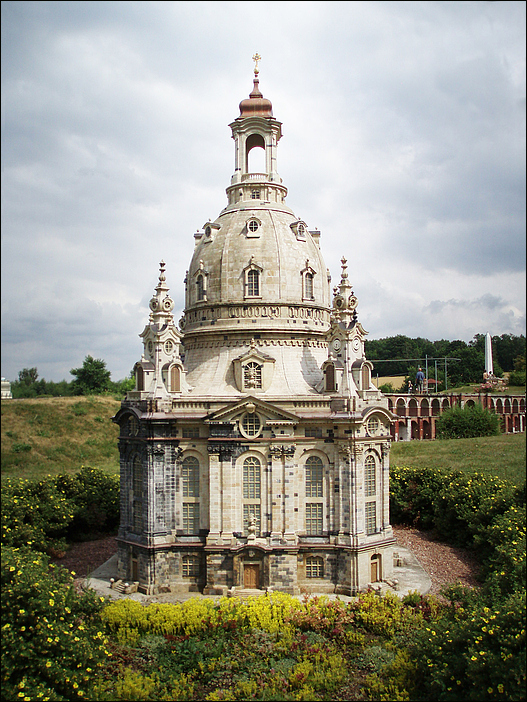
[239,77,273,118]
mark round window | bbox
[248,220,259,233]
[241,413,261,437]
[367,417,379,435]
[205,226,211,237]
[164,340,174,354]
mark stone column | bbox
[283,445,296,543]
[207,447,222,544]
[269,445,283,542]
[220,447,235,541]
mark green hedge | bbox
[436,404,500,439]
[390,466,526,597]
[1,467,119,555]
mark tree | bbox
[70,355,111,395]
[18,367,39,385]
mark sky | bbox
[1,1,525,383]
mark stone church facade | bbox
[113,64,396,596]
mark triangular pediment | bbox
[204,395,299,425]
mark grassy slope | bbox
[2,396,525,485]
[391,432,526,485]
[1,396,121,480]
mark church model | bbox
[113,59,395,596]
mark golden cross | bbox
[252,52,261,74]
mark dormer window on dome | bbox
[246,218,261,237]
[291,221,308,241]
[243,257,262,298]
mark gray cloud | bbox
[1,1,525,382]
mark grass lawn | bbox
[391,432,526,485]
[1,395,121,480]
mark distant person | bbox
[407,380,413,393]
[415,368,425,392]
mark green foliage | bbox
[379,382,395,393]
[71,356,112,396]
[2,467,120,554]
[1,545,108,701]
[409,588,526,701]
[508,370,525,387]
[436,404,500,439]
[365,333,525,386]
[390,465,525,596]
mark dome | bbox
[239,77,273,118]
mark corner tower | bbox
[114,59,395,598]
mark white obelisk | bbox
[485,332,493,376]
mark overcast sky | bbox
[1,1,525,383]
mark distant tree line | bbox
[365,333,526,389]
[10,356,134,399]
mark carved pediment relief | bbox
[205,396,299,427]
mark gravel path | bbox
[392,524,481,596]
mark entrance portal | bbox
[244,563,260,589]
[370,555,381,582]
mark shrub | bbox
[508,370,525,387]
[1,545,108,701]
[2,477,76,555]
[436,405,500,439]
[1,467,120,554]
[409,587,526,701]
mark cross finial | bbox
[252,52,261,75]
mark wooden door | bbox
[370,558,379,583]
[244,564,259,589]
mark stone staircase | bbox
[109,579,139,595]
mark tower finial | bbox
[252,52,261,75]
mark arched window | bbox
[182,456,200,497]
[243,456,261,536]
[244,362,262,389]
[136,366,144,392]
[306,556,324,578]
[364,455,376,497]
[132,455,143,533]
[325,363,335,392]
[182,456,199,535]
[170,365,181,393]
[304,272,314,300]
[247,269,260,297]
[196,275,205,301]
[128,415,139,436]
[305,455,323,497]
[361,364,370,390]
